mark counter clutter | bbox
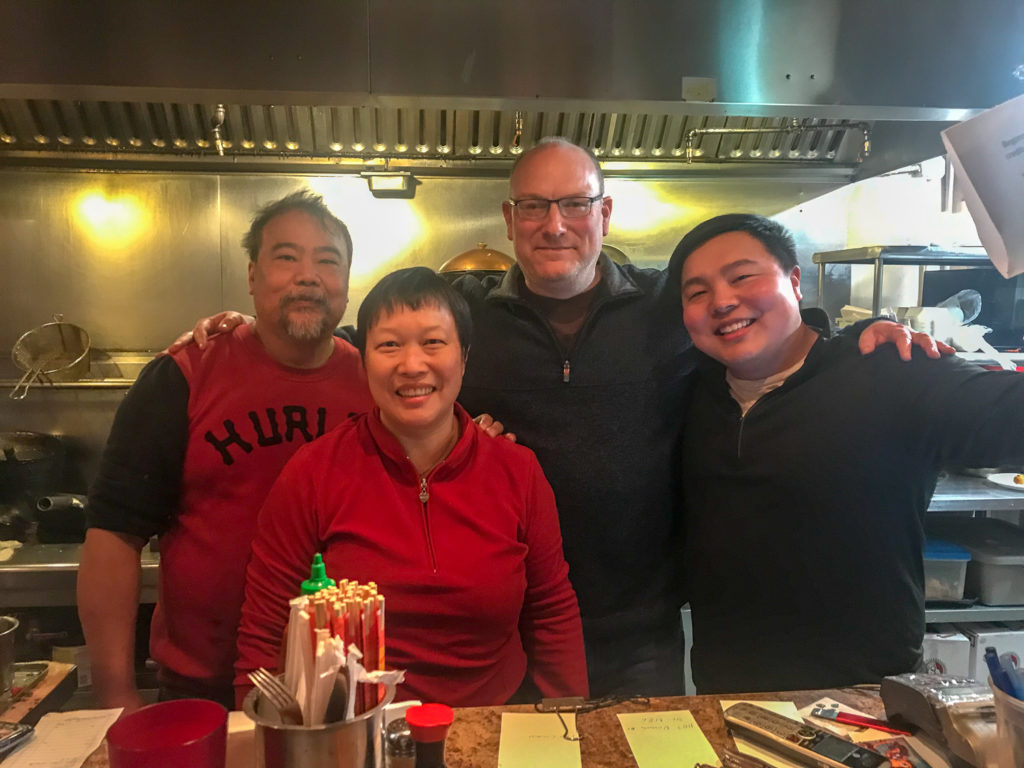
[32,685,958,768]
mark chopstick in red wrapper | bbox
[361,597,374,714]
[283,575,399,721]
[376,594,386,708]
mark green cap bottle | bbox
[300,552,336,595]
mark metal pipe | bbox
[210,103,226,156]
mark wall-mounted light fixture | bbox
[360,171,417,199]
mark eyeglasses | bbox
[507,195,605,220]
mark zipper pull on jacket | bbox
[562,359,571,383]
[419,476,429,503]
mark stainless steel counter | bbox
[0,542,159,608]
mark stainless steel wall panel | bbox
[0,165,851,484]
[0,170,222,351]
[0,387,132,493]
[0,166,848,351]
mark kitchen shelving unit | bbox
[812,246,993,315]
[925,474,1024,623]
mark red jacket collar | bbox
[363,403,477,483]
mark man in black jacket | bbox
[452,138,693,695]
[669,213,1024,693]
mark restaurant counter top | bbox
[77,686,892,768]
[441,687,887,768]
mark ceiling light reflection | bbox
[604,180,687,236]
[305,179,424,281]
[74,191,149,250]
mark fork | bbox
[249,667,304,725]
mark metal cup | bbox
[0,616,19,704]
[243,680,395,768]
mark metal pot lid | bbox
[438,243,515,273]
[0,432,63,463]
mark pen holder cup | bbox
[990,677,1024,768]
[243,679,396,768]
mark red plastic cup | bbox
[105,699,227,768]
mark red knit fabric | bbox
[152,324,372,694]
[235,405,588,707]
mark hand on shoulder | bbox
[162,311,254,355]
[857,320,956,361]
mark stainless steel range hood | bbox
[0,0,1020,179]
[0,98,875,168]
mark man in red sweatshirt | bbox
[78,190,372,711]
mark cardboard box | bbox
[922,624,971,677]
[956,622,1024,680]
[51,645,91,689]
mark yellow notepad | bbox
[618,710,719,768]
[497,712,582,768]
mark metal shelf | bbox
[812,246,992,267]
[926,475,1024,623]
[0,351,153,391]
[926,605,1024,623]
[812,245,993,315]
[930,474,1024,513]
[0,543,159,607]
[0,379,135,390]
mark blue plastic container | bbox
[924,538,971,601]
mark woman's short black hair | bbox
[356,267,473,357]
[667,213,799,290]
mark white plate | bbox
[987,473,1024,492]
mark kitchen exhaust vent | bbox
[0,99,870,167]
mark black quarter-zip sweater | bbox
[684,331,1024,694]
[452,255,694,694]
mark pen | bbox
[813,709,910,736]
[984,645,1017,698]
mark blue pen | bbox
[985,646,1017,698]
[999,652,1024,699]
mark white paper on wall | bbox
[941,93,1024,278]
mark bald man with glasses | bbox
[451,137,692,696]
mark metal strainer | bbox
[10,315,91,400]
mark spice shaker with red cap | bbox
[404,703,454,768]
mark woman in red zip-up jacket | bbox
[234,267,588,707]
